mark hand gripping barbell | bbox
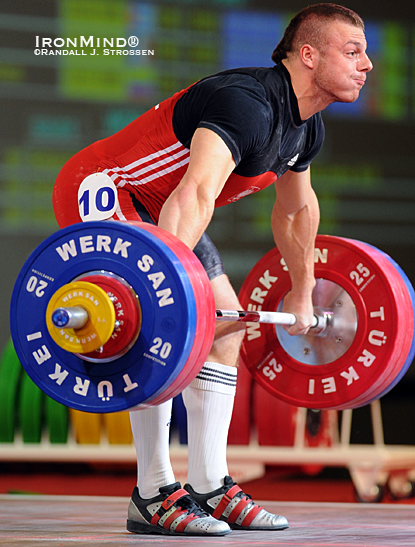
[50,300,325,338]
[10,221,415,413]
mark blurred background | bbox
[1,0,415,448]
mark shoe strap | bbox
[162,508,193,531]
[212,485,263,527]
[175,514,198,533]
[161,488,188,511]
[227,496,252,524]
[212,484,241,519]
[150,488,197,531]
[239,503,262,527]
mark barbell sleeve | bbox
[51,306,89,329]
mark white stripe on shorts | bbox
[103,141,190,188]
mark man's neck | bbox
[281,59,330,120]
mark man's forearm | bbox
[158,127,236,249]
[271,188,320,297]
[158,180,215,250]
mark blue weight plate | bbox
[10,221,198,413]
[355,241,415,403]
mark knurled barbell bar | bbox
[9,221,415,413]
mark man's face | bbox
[313,21,373,104]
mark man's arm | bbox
[158,127,236,249]
[272,167,320,335]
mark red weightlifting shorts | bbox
[52,89,225,281]
[53,87,191,229]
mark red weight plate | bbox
[335,242,411,408]
[76,273,141,361]
[129,223,215,406]
[276,236,410,410]
[149,227,215,403]
[239,235,413,410]
[337,239,414,408]
[253,379,296,446]
[351,239,415,406]
[252,376,337,448]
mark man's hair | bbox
[271,3,364,64]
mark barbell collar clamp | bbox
[51,306,123,336]
[310,307,333,336]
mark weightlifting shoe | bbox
[184,475,289,531]
[127,482,231,536]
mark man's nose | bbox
[359,52,373,72]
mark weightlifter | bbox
[53,3,372,536]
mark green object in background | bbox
[19,370,44,443]
[0,338,69,444]
[45,395,69,444]
[0,338,23,442]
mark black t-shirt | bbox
[172,63,325,179]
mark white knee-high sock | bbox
[129,399,175,499]
[182,362,237,493]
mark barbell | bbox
[9,221,415,413]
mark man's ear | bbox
[299,44,318,69]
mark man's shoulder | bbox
[194,68,270,96]
[204,66,283,94]
[184,69,274,119]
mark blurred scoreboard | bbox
[0,0,281,233]
[0,0,415,266]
